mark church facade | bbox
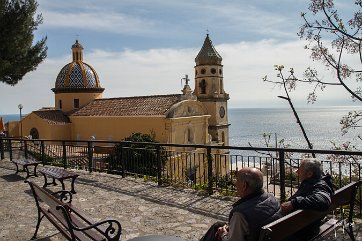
[8,35,230,147]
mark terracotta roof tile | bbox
[33,108,71,125]
[71,94,182,117]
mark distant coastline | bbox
[1,114,20,123]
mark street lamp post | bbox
[18,104,23,138]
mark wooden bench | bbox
[26,180,122,241]
[93,146,114,155]
[93,146,114,171]
[39,167,79,194]
[259,180,361,241]
[11,159,40,179]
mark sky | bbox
[0,0,360,114]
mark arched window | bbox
[30,128,39,139]
[188,128,193,143]
[199,79,206,94]
[221,131,225,145]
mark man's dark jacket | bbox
[229,191,282,241]
[288,175,334,240]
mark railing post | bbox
[156,145,161,186]
[24,139,28,159]
[41,140,45,165]
[62,141,67,169]
[279,150,286,202]
[88,141,93,173]
[0,136,4,160]
[9,139,13,161]
[120,143,125,178]
[207,146,213,195]
[359,163,361,217]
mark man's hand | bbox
[281,201,294,215]
[216,224,229,240]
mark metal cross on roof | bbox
[181,74,190,85]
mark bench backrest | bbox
[259,181,361,241]
[27,181,75,240]
[94,146,114,155]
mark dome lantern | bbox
[72,39,84,62]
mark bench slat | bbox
[49,207,104,241]
[32,182,64,211]
[40,167,78,179]
[12,159,39,165]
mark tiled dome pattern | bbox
[84,64,97,87]
[55,66,68,88]
[55,62,100,89]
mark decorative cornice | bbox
[52,87,105,94]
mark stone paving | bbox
[0,157,361,241]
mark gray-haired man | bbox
[281,158,334,240]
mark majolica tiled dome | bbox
[52,40,104,93]
[55,62,99,88]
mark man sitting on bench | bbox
[200,167,282,241]
[281,158,334,241]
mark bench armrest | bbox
[56,205,122,241]
[52,190,73,204]
[73,217,122,241]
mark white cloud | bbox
[42,11,159,35]
[0,39,356,114]
[37,0,303,41]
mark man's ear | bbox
[306,171,314,179]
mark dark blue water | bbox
[1,107,361,149]
[229,107,361,150]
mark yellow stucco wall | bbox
[21,113,71,140]
[55,92,103,112]
[166,116,209,146]
[201,101,228,126]
[6,121,20,137]
[69,116,168,142]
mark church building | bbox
[8,35,230,147]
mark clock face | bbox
[219,106,225,118]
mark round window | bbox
[211,68,216,74]
[201,68,206,74]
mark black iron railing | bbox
[1,137,361,216]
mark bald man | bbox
[200,167,282,241]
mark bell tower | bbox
[194,34,229,145]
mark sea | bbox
[1,107,361,150]
[228,107,361,150]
